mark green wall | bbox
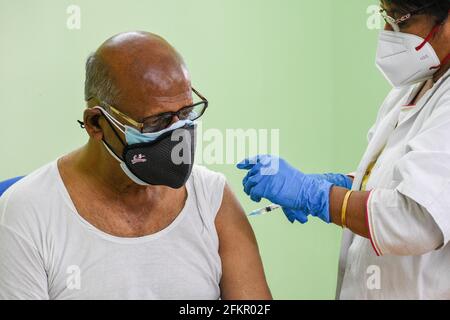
[0,0,390,299]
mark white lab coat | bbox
[337,68,450,300]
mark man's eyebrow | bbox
[152,91,192,103]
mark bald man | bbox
[0,32,271,300]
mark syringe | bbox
[248,204,281,217]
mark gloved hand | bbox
[282,207,310,224]
[309,173,353,190]
[284,174,352,222]
[237,155,335,224]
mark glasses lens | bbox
[142,115,172,133]
[188,103,206,121]
[141,89,208,133]
[175,103,206,121]
[177,106,194,120]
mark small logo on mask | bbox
[132,154,147,165]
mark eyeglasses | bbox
[90,88,208,133]
[379,1,438,32]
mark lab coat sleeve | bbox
[367,96,450,256]
[366,189,444,256]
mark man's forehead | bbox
[96,31,193,116]
[115,75,193,111]
[117,86,193,121]
[153,91,193,104]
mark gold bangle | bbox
[341,190,353,229]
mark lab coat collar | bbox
[352,104,402,191]
[352,70,450,191]
[396,70,450,128]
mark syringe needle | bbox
[248,204,281,217]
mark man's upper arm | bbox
[215,183,272,300]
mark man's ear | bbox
[83,108,104,141]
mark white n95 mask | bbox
[376,28,442,88]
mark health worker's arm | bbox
[329,188,371,238]
[329,187,444,257]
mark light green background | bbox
[0,0,391,299]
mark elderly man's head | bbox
[81,32,205,188]
[85,31,193,123]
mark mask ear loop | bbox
[93,106,126,134]
[93,106,128,161]
[415,25,441,51]
[436,54,450,70]
[438,10,450,68]
[427,10,450,70]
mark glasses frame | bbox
[89,87,208,133]
[379,1,438,32]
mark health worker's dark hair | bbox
[384,0,450,23]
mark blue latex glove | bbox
[282,174,351,223]
[282,207,310,224]
[309,173,353,190]
[237,155,334,224]
[285,174,352,222]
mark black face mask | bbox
[102,120,197,189]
